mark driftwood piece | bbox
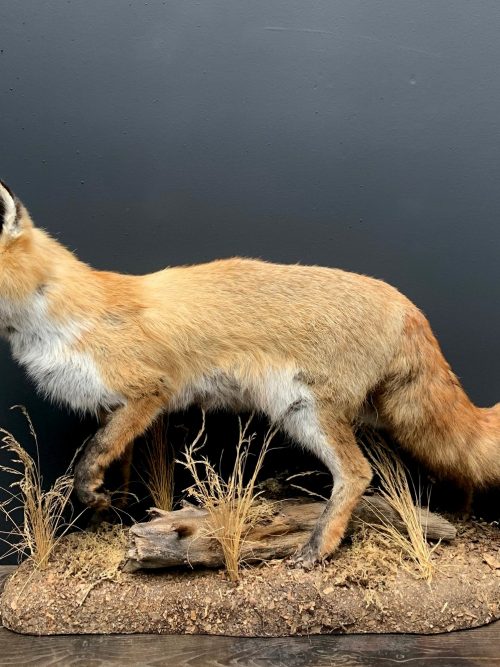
[124,495,456,572]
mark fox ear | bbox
[0,180,22,238]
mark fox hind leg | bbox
[282,404,372,566]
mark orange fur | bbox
[1,182,498,564]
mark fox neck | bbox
[0,229,125,414]
[0,228,97,331]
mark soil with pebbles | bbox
[1,519,498,636]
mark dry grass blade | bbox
[142,414,175,511]
[286,471,329,500]
[0,407,76,569]
[179,411,276,582]
[363,435,439,581]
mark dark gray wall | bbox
[1,1,499,555]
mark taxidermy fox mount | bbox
[0,181,499,565]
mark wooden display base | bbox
[1,499,498,637]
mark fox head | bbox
[0,180,31,239]
[0,180,47,302]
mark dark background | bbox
[1,1,499,559]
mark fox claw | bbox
[288,544,322,570]
[74,458,111,509]
[75,480,111,510]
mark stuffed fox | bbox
[0,181,498,565]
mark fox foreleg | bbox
[74,396,164,509]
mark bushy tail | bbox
[375,309,500,489]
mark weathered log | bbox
[124,495,456,572]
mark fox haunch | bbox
[0,181,499,566]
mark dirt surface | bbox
[1,520,498,637]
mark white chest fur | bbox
[1,293,123,414]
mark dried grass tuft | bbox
[143,415,175,511]
[53,524,127,580]
[179,412,275,582]
[362,435,439,581]
[335,526,402,610]
[51,524,127,604]
[0,407,76,570]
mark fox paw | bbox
[289,543,322,570]
[75,480,112,510]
